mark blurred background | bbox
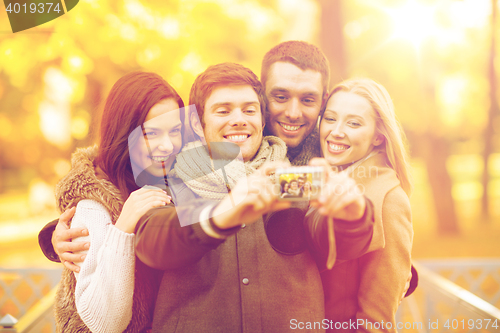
[0,0,500,329]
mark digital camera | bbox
[275,166,324,201]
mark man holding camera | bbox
[132,62,374,332]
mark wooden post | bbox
[0,314,18,333]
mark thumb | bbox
[60,206,76,225]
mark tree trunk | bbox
[482,0,497,220]
[319,0,346,88]
[424,134,460,235]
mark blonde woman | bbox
[315,78,413,332]
[301,181,312,199]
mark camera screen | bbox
[277,166,323,200]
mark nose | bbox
[284,98,301,121]
[329,122,345,139]
[158,135,174,154]
[229,109,247,126]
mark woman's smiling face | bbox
[130,99,183,178]
[320,91,383,166]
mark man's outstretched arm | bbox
[134,201,227,270]
[135,161,291,270]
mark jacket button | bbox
[241,224,246,228]
[242,278,249,285]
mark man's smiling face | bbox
[202,85,263,162]
[265,61,324,148]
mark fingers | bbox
[309,157,330,169]
[145,200,170,210]
[135,187,169,196]
[257,160,291,176]
[316,175,366,219]
[131,188,171,203]
[60,227,88,240]
[320,174,355,202]
[62,260,81,273]
[57,240,90,254]
[318,190,356,215]
[53,228,88,255]
[60,251,86,264]
[269,200,292,212]
[59,206,76,226]
[251,181,280,212]
[53,224,89,257]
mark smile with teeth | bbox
[328,143,350,151]
[150,156,171,163]
[225,135,249,142]
[279,122,302,131]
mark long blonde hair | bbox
[324,78,413,196]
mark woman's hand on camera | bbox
[212,161,291,229]
[115,187,171,234]
[309,158,366,221]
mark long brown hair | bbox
[95,71,184,199]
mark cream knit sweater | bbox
[71,199,135,333]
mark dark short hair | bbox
[189,62,265,127]
[261,41,330,96]
[96,71,184,198]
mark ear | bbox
[372,133,384,147]
[190,110,205,142]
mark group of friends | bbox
[37,40,415,333]
[280,175,314,198]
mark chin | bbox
[324,156,341,167]
[148,169,165,178]
[279,136,300,148]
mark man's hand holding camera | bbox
[211,161,291,230]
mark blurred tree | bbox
[336,0,493,234]
[0,0,286,193]
[483,0,498,220]
[319,0,346,85]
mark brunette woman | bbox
[54,71,184,333]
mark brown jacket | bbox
[54,146,161,333]
[322,151,413,333]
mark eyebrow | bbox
[143,122,182,131]
[324,110,365,120]
[270,87,321,97]
[270,88,289,94]
[210,101,260,110]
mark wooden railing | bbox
[2,260,500,332]
[396,260,500,332]
[0,268,61,333]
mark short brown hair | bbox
[189,62,265,127]
[261,41,330,96]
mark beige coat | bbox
[322,151,413,333]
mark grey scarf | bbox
[172,136,288,200]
